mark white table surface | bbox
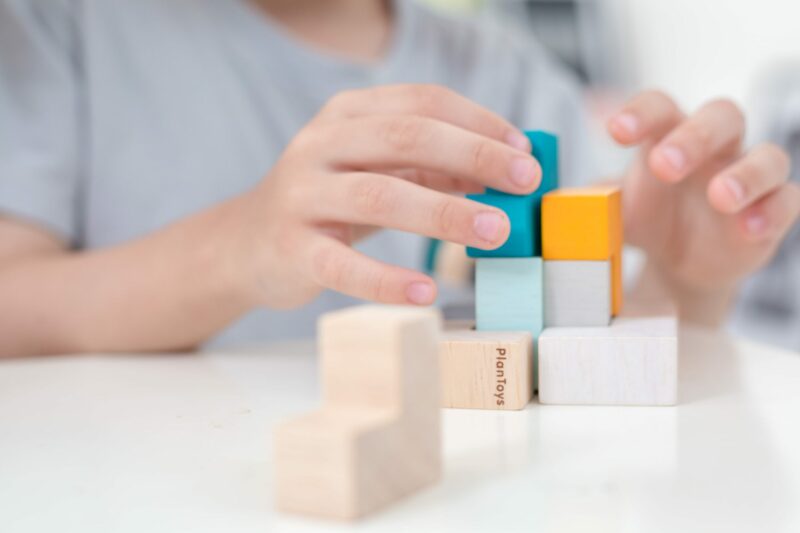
[2,326,799,533]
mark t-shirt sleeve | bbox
[0,0,82,243]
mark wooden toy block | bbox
[466,193,537,258]
[475,258,543,337]
[274,305,442,520]
[544,260,611,327]
[432,240,473,287]
[467,130,559,258]
[275,408,439,520]
[541,186,623,314]
[538,308,678,406]
[439,330,533,410]
[527,129,560,195]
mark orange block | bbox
[542,186,623,315]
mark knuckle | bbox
[369,269,393,302]
[433,200,459,236]
[288,124,325,155]
[325,89,358,112]
[408,84,449,114]
[431,198,458,235]
[761,143,791,174]
[351,177,394,217]
[379,116,427,153]
[469,139,493,175]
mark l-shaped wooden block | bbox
[538,307,678,406]
[274,306,442,520]
[440,329,533,410]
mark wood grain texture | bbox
[440,330,533,410]
[538,310,678,406]
[544,260,611,327]
[274,306,442,520]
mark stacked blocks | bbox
[439,131,557,410]
[542,186,623,317]
[274,306,442,520]
[442,129,678,409]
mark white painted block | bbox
[538,312,678,406]
[544,260,611,327]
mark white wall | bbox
[614,0,800,116]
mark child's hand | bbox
[608,92,799,309]
[235,85,540,309]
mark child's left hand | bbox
[607,91,799,318]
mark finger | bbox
[608,90,684,145]
[318,84,531,152]
[304,233,437,305]
[310,172,510,250]
[649,99,745,183]
[738,182,800,243]
[707,143,791,214]
[381,168,484,194]
[312,115,541,195]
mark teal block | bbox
[527,130,559,195]
[466,194,536,258]
[476,257,544,388]
[467,130,559,258]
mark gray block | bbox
[544,260,611,327]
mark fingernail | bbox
[614,113,639,136]
[505,130,531,152]
[473,211,505,242]
[406,282,435,305]
[723,175,745,206]
[745,213,769,237]
[509,157,537,188]
[660,145,687,174]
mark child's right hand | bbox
[229,85,541,309]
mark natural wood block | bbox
[275,407,440,520]
[538,309,678,406]
[319,305,441,414]
[541,186,623,315]
[475,258,543,336]
[433,240,473,287]
[544,260,611,327]
[275,305,443,520]
[440,330,533,410]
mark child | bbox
[0,0,796,356]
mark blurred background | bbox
[426,0,800,348]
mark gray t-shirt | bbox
[0,0,590,345]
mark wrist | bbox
[196,193,265,311]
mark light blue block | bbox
[466,194,536,258]
[476,258,543,335]
[476,257,544,389]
